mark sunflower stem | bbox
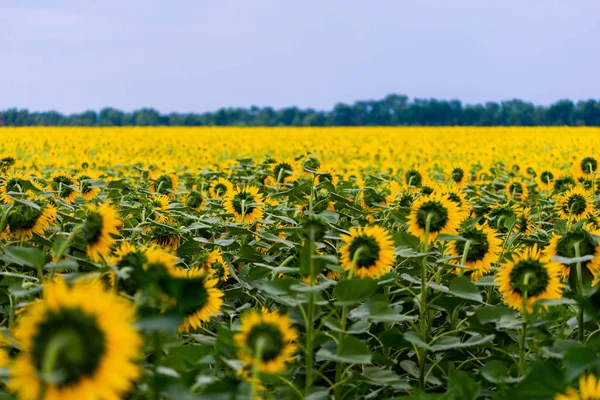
[458,240,471,277]
[418,213,433,391]
[519,273,531,375]
[305,230,316,396]
[240,199,246,224]
[250,337,266,400]
[574,241,585,342]
[334,246,363,400]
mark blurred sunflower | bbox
[506,177,529,201]
[514,207,536,237]
[496,246,563,312]
[235,309,298,374]
[448,162,470,188]
[407,192,462,243]
[200,248,230,282]
[75,172,100,201]
[149,194,171,223]
[440,184,471,218]
[8,277,141,400]
[555,373,600,400]
[0,171,41,204]
[339,225,395,279]
[544,227,600,279]
[150,173,178,198]
[224,185,265,223]
[273,159,299,184]
[148,223,181,251]
[181,190,206,211]
[555,186,597,222]
[314,163,339,186]
[537,168,556,192]
[173,268,224,333]
[403,165,427,190]
[575,156,598,180]
[7,199,57,240]
[553,174,577,193]
[83,203,121,262]
[47,172,78,204]
[106,242,145,291]
[209,177,234,199]
[448,224,502,281]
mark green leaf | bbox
[333,278,378,306]
[403,331,430,350]
[508,361,564,398]
[481,360,522,384]
[316,337,372,364]
[362,367,411,390]
[4,246,45,269]
[475,306,516,324]
[442,371,481,400]
[448,276,483,303]
[563,345,600,381]
[429,334,494,352]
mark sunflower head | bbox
[151,173,178,198]
[555,186,597,222]
[545,227,600,279]
[404,166,425,189]
[83,203,121,262]
[448,224,502,281]
[495,246,563,313]
[273,159,298,184]
[48,172,78,203]
[209,177,234,199]
[579,157,598,177]
[553,175,576,193]
[175,268,224,332]
[449,163,469,187]
[555,373,600,400]
[506,177,529,201]
[8,277,141,400]
[75,173,100,201]
[235,309,298,374]
[538,169,556,190]
[183,190,206,211]
[407,193,461,243]
[7,200,57,240]
[339,225,395,279]
[224,186,265,224]
[0,156,16,171]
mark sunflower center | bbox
[564,194,588,216]
[83,212,104,245]
[454,228,489,262]
[214,183,227,196]
[508,259,550,297]
[556,230,596,267]
[451,168,465,183]
[581,157,598,173]
[155,175,173,195]
[405,170,423,187]
[553,176,575,193]
[180,277,210,316]
[348,235,381,268]
[231,192,256,215]
[540,171,554,184]
[185,191,204,209]
[247,323,285,362]
[211,261,225,278]
[51,176,75,198]
[421,186,435,196]
[32,308,106,387]
[8,203,44,231]
[508,182,524,197]
[274,163,293,180]
[416,201,449,232]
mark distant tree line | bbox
[2,95,600,126]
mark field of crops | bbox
[0,126,600,399]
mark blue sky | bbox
[1,0,598,113]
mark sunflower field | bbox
[1,126,600,399]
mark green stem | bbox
[418,213,433,391]
[458,240,471,277]
[305,231,316,396]
[250,338,266,400]
[519,273,531,375]
[575,241,585,342]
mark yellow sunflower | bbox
[149,194,171,223]
[172,268,224,333]
[150,173,179,198]
[537,168,557,192]
[403,165,427,191]
[47,172,78,204]
[148,223,181,251]
[314,163,339,186]
[407,192,462,243]
[495,246,563,313]
[200,248,230,282]
[574,156,599,180]
[7,199,57,240]
[83,203,122,262]
[555,373,600,400]
[440,184,471,218]
[555,186,597,222]
[448,162,470,188]
[0,171,41,204]
[506,177,529,201]
[273,159,300,184]
[143,245,179,275]
[514,207,536,237]
[224,186,265,223]
[8,277,142,400]
[339,225,395,279]
[447,224,502,281]
[181,190,207,211]
[209,177,234,199]
[544,227,600,279]
[235,309,298,374]
[75,172,101,201]
[106,241,142,289]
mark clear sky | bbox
[1,0,599,114]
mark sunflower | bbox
[514,207,536,237]
[224,185,265,223]
[7,199,57,240]
[209,177,234,199]
[506,177,529,201]
[553,173,577,193]
[495,246,563,313]
[181,190,206,211]
[537,168,557,192]
[75,172,100,201]
[0,171,41,204]
[262,175,277,188]
[440,184,471,218]
[148,194,171,223]
[173,268,224,333]
[235,309,298,374]
[47,172,78,204]
[83,203,121,262]
[148,223,181,251]
[555,374,600,400]
[314,163,339,186]
[8,277,141,400]
[555,186,597,222]
[544,227,600,279]
[448,162,470,188]
[407,192,462,243]
[106,242,145,290]
[403,165,427,190]
[447,224,502,281]
[200,249,230,282]
[150,173,178,198]
[339,225,395,279]
[383,180,403,204]
[273,159,299,184]
[575,156,599,180]
[487,203,519,233]
[0,155,16,171]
